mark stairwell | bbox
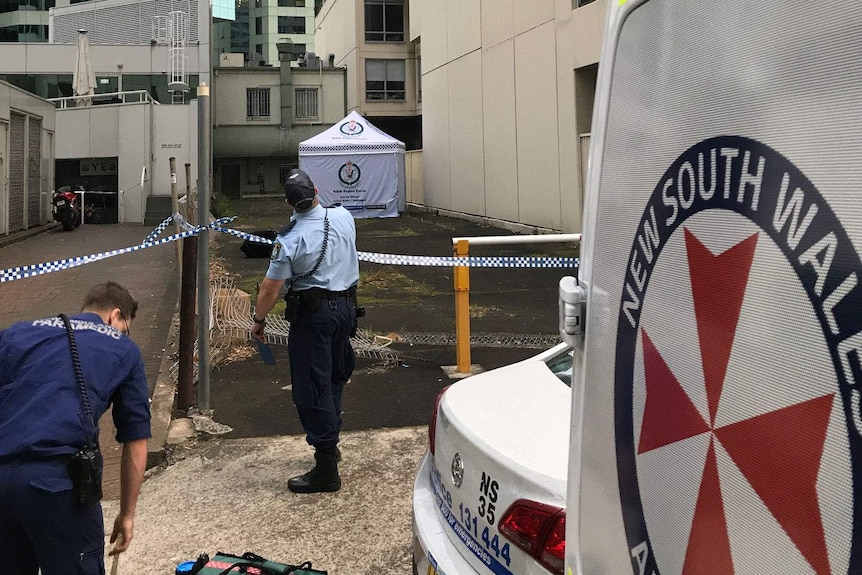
[144,196,175,227]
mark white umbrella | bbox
[72,29,96,106]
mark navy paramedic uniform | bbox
[0,312,151,575]
[267,203,359,449]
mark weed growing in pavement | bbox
[359,269,440,305]
[469,304,503,319]
[210,194,234,219]
[390,227,421,237]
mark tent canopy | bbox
[299,111,406,218]
[299,110,406,155]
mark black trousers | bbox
[287,294,356,449]
[0,459,105,575]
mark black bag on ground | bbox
[241,230,278,258]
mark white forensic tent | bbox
[299,111,406,218]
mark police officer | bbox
[0,281,151,574]
[252,168,359,493]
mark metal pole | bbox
[178,162,197,412]
[185,163,192,202]
[196,82,211,410]
[178,236,198,411]
[169,157,182,276]
[454,239,471,374]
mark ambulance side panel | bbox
[568,1,862,573]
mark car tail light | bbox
[428,385,450,455]
[498,500,566,575]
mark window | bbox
[365,0,403,42]
[277,0,304,6]
[247,88,270,119]
[365,59,405,101]
[574,0,595,6]
[277,15,305,34]
[255,43,263,56]
[0,23,48,40]
[255,16,262,35]
[3,0,55,10]
[295,87,319,120]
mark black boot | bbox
[288,449,341,493]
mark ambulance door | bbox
[567,1,862,573]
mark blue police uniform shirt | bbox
[266,204,360,291]
[0,312,151,460]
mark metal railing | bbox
[47,90,161,109]
[451,233,582,374]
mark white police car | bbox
[413,343,573,575]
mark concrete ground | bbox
[102,427,427,575]
[0,203,578,573]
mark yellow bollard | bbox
[454,239,471,373]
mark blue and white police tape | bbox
[358,252,578,268]
[0,216,236,284]
[215,227,579,268]
[142,216,176,244]
[145,213,229,242]
[1,216,577,283]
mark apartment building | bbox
[0,0,51,42]
[212,47,347,198]
[214,0,315,67]
[313,0,420,150]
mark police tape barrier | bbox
[0,216,236,284]
[213,226,580,269]
[0,216,578,284]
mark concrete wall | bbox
[151,103,198,201]
[215,69,282,127]
[555,0,607,233]
[414,0,607,232]
[212,67,346,158]
[212,66,347,198]
[0,81,56,235]
[0,43,202,81]
[405,149,423,204]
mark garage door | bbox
[28,117,42,227]
[9,112,24,232]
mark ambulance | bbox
[560,0,862,573]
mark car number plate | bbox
[429,460,514,574]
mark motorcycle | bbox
[52,186,82,231]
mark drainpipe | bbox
[342,65,347,115]
[276,41,294,129]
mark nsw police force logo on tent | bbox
[339,118,364,136]
[613,136,861,574]
[338,161,361,187]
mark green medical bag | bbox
[194,552,327,575]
